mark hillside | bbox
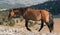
[31,1,60,15]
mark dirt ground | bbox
[53,18,60,33]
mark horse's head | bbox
[8,8,21,20]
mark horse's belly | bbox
[23,12,41,21]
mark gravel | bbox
[0,26,59,35]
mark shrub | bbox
[8,19,15,26]
[0,21,3,25]
[28,21,37,27]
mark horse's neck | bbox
[20,9,25,16]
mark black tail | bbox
[45,13,54,33]
[49,13,54,32]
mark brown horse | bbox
[8,7,54,33]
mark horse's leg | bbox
[38,19,44,31]
[25,20,31,31]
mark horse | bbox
[8,7,54,33]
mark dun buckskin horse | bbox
[8,7,54,33]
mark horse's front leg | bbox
[25,20,31,31]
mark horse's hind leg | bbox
[25,20,31,31]
[38,19,44,31]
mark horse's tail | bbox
[39,10,54,32]
[49,13,54,32]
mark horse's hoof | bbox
[38,30,40,32]
[27,28,32,32]
[28,29,31,31]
